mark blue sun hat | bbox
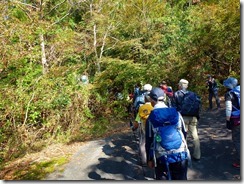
[223,77,238,89]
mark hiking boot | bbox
[192,157,200,162]
[232,163,240,168]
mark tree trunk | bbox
[39,0,48,74]
[40,34,48,74]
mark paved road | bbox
[46,107,240,180]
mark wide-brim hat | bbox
[223,77,238,89]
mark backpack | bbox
[148,107,190,180]
[180,91,201,116]
[229,85,240,117]
[133,92,145,113]
[133,90,149,114]
[164,94,173,108]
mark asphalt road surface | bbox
[46,107,241,181]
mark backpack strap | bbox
[164,155,171,180]
[228,89,240,111]
[180,89,188,95]
[179,90,190,103]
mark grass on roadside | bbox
[2,156,69,180]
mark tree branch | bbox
[51,8,72,26]
[10,0,37,9]
[44,0,67,16]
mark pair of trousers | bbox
[155,159,188,180]
[182,116,201,159]
[232,125,240,162]
[138,123,147,165]
[208,90,220,108]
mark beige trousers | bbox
[182,116,201,159]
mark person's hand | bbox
[147,160,154,168]
[132,122,139,131]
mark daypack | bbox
[148,107,190,180]
[164,94,173,108]
[133,90,149,114]
[180,91,201,116]
[229,85,240,117]
[134,93,145,111]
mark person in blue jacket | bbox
[223,77,240,168]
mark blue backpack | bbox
[230,85,240,117]
[148,107,190,180]
[134,93,145,110]
[180,90,201,116]
[133,90,149,113]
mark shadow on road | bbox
[87,132,154,180]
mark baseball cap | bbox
[143,84,152,91]
[149,87,165,101]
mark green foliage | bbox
[91,118,110,136]
[13,156,69,180]
[95,58,149,94]
[11,7,28,21]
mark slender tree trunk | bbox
[40,34,48,74]
[90,1,101,73]
[39,0,48,74]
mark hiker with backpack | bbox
[132,83,152,119]
[129,84,153,166]
[206,75,221,110]
[223,77,240,168]
[174,79,201,161]
[145,87,189,180]
[159,80,174,107]
[133,92,153,166]
[131,84,153,130]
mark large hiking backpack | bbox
[229,85,240,117]
[180,91,201,116]
[148,107,189,180]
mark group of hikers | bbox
[128,76,240,180]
